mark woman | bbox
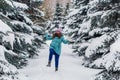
[44,28,69,71]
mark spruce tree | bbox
[65,3,70,15]
[0,0,45,79]
[67,0,120,79]
[49,3,63,33]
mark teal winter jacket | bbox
[44,33,68,55]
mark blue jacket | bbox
[44,34,68,55]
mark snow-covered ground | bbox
[18,41,101,80]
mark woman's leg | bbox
[54,53,60,71]
[47,49,54,67]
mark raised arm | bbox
[44,33,52,40]
[61,36,69,44]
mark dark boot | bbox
[55,68,58,71]
[46,61,51,67]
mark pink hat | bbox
[55,28,62,33]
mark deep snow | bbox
[18,41,101,80]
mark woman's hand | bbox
[66,37,74,44]
[68,40,74,44]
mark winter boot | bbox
[46,61,51,67]
[55,68,58,71]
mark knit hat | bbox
[55,28,62,33]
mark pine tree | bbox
[53,3,63,28]
[62,3,70,34]
[67,0,120,79]
[0,0,45,79]
[48,3,63,33]
[65,3,70,15]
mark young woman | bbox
[44,28,69,71]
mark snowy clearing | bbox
[18,41,101,80]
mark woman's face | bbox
[53,32,62,38]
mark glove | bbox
[43,33,48,41]
[69,41,74,44]
[68,40,74,44]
